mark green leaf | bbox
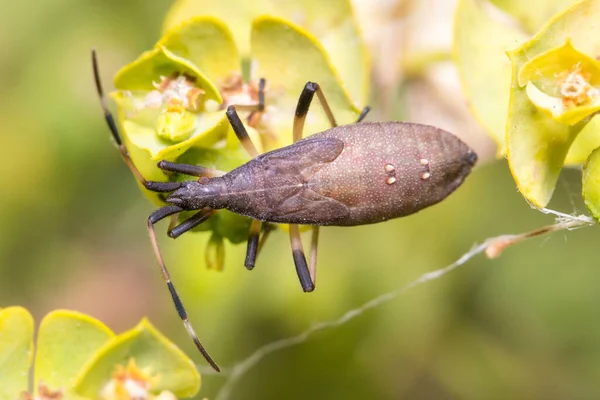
[159,16,241,85]
[34,310,115,392]
[583,144,600,219]
[489,0,579,33]
[567,114,600,163]
[163,0,369,104]
[454,0,528,151]
[251,16,360,148]
[0,307,34,400]
[506,0,600,207]
[73,319,200,399]
[114,46,221,103]
[506,50,586,208]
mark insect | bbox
[92,50,477,372]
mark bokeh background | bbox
[2,0,600,399]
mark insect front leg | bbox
[147,206,220,372]
[168,209,215,239]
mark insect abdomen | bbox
[311,122,477,226]
[222,122,476,227]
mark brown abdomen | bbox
[311,122,477,226]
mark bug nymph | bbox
[92,50,477,373]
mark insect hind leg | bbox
[289,225,315,292]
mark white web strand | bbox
[200,209,595,400]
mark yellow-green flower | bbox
[110,8,368,266]
[519,40,600,125]
[456,0,600,212]
[0,307,200,400]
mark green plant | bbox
[455,0,600,215]
[109,0,369,268]
[0,307,200,400]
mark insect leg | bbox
[245,81,267,263]
[226,78,266,128]
[289,224,315,292]
[157,161,225,178]
[147,205,220,372]
[287,83,337,290]
[243,222,276,269]
[308,226,320,285]
[168,209,215,239]
[356,106,371,123]
[205,234,225,271]
[168,213,180,232]
[226,100,272,271]
[257,223,275,254]
[239,79,269,268]
[244,219,262,270]
[92,50,182,193]
[226,105,260,158]
[228,78,266,113]
[247,78,266,127]
[293,82,338,142]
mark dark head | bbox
[166,178,227,210]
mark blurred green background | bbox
[2,1,600,399]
